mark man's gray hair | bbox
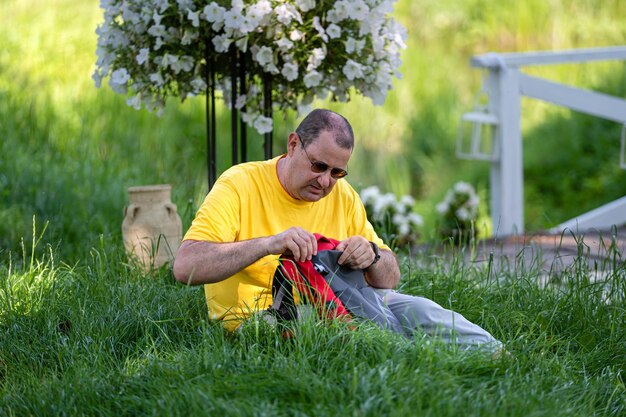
[295,109,354,150]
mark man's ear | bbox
[286,132,299,156]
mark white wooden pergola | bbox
[458,46,626,236]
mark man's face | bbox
[286,130,352,202]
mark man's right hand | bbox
[266,227,317,262]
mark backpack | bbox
[269,234,404,334]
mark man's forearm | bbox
[364,249,400,289]
[173,238,271,285]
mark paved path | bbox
[465,226,626,274]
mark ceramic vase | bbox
[122,184,182,270]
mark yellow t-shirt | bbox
[183,155,387,331]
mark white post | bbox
[489,67,524,235]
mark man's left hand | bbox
[336,236,376,270]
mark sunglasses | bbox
[297,134,348,179]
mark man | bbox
[174,109,499,348]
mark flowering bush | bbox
[435,181,480,243]
[93,0,407,134]
[360,186,423,247]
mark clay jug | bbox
[122,184,182,270]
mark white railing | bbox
[458,46,626,236]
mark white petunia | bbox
[295,0,315,12]
[360,186,381,206]
[126,94,142,110]
[303,71,323,88]
[110,68,130,85]
[307,47,326,69]
[289,29,303,42]
[253,115,273,134]
[454,181,474,195]
[190,77,207,92]
[343,60,364,80]
[136,48,149,65]
[187,9,200,27]
[255,46,274,66]
[349,0,370,20]
[275,4,301,25]
[235,94,247,109]
[331,0,349,22]
[281,62,298,81]
[313,16,328,42]
[147,24,166,37]
[435,202,449,215]
[344,37,365,53]
[455,208,470,221]
[326,24,341,39]
[223,9,244,29]
[212,34,232,53]
[203,2,225,22]
[399,194,415,209]
[275,36,294,51]
[408,212,424,227]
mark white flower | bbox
[212,34,232,53]
[313,16,328,42]
[360,186,381,206]
[127,94,142,110]
[399,194,415,209]
[455,208,470,221]
[255,46,273,67]
[253,115,273,134]
[295,0,316,12]
[454,181,474,195]
[203,3,225,22]
[303,71,323,88]
[281,62,298,81]
[275,36,294,52]
[289,29,303,41]
[307,47,326,70]
[191,77,207,92]
[436,202,449,215]
[275,4,301,25]
[110,68,130,85]
[344,37,365,54]
[235,94,247,109]
[326,24,341,39]
[187,9,200,27]
[408,213,424,227]
[343,60,364,80]
[223,9,244,29]
[136,48,149,65]
[147,24,166,37]
[349,0,370,20]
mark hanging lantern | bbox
[456,107,499,162]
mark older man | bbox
[174,109,499,349]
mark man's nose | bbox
[316,170,332,188]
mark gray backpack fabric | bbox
[306,250,404,333]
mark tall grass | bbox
[1,231,625,416]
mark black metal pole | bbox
[263,74,273,159]
[239,53,247,162]
[210,56,216,189]
[205,43,216,190]
[230,48,238,166]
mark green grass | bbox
[1,234,625,416]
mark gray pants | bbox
[375,289,501,349]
